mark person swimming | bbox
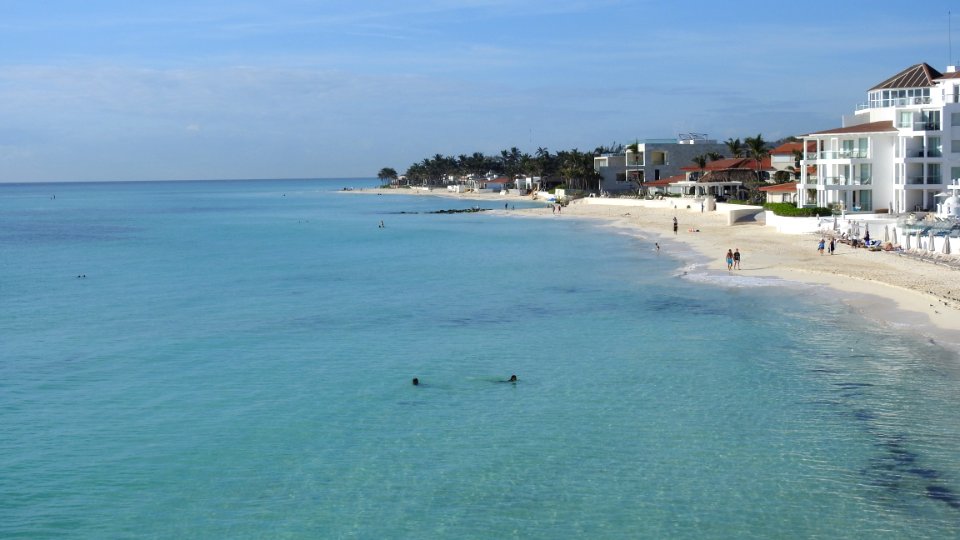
[411,377,419,386]
[509,374,517,382]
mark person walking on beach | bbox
[672,216,678,235]
[828,238,835,255]
[818,238,825,255]
[733,248,741,270]
[725,249,734,271]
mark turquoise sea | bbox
[2,179,960,538]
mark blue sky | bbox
[1,0,958,181]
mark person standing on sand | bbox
[673,216,678,235]
[725,249,734,271]
[818,238,825,255]
[829,238,835,255]
[733,248,741,270]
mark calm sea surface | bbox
[2,179,959,538]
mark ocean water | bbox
[2,179,959,539]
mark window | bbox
[841,139,854,157]
[928,137,942,157]
[952,167,960,182]
[859,164,871,184]
[857,138,868,158]
[927,163,941,183]
[922,110,941,130]
[898,111,913,128]
[952,112,960,127]
[952,140,960,153]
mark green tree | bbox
[377,167,398,186]
[691,154,707,182]
[725,138,744,158]
[744,134,770,202]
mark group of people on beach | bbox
[817,237,836,255]
[725,248,741,271]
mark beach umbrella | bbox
[929,230,937,252]
[905,232,911,250]
[943,235,952,255]
[883,225,889,243]
[892,227,898,245]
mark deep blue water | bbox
[2,179,959,538]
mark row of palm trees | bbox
[388,147,602,191]
[380,134,780,198]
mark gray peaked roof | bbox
[869,63,943,90]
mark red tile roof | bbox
[805,120,897,136]
[937,71,960,79]
[645,174,685,186]
[869,63,942,90]
[759,182,798,192]
[770,141,816,155]
[680,157,771,172]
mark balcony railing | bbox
[912,121,940,131]
[906,177,944,185]
[907,149,944,158]
[857,96,933,110]
[814,150,868,160]
[822,176,872,186]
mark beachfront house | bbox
[676,157,764,200]
[799,63,960,213]
[769,141,815,181]
[759,181,799,203]
[593,133,727,195]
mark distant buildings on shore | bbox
[592,62,960,215]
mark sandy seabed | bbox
[347,187,960,354]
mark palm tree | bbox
[725,138,744,158]
[744,134,770,202]
[691,154,708,182]
[625,141,643,195]
[744,134,769,184]
[706,151,724,162]
[377,167,398,186]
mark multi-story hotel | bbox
[593,134,727,194]
[799,63,960,213]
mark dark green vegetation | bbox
[764,202,831,217]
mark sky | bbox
[1,0,958,182]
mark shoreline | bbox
[345,187,960,354]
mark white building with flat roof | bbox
[799,63,960,213]
[594,133,727,195]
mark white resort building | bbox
[594,133,727,194]
[799,63,960,214]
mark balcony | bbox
[815,150,868,160]
[907,149,944,158]
[906,177,943,185]
[857,96,933,110]
[822,176,872,186]
[911,121,940,131]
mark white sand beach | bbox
[348,188,960,347]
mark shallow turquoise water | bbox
[2,179,959,538]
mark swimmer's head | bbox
[412,378,419,386]
[509,375,517,382]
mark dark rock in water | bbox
[388,208,492,215]
[908,468,939,479]
[926,485,960,509]
[426,208,491,214]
